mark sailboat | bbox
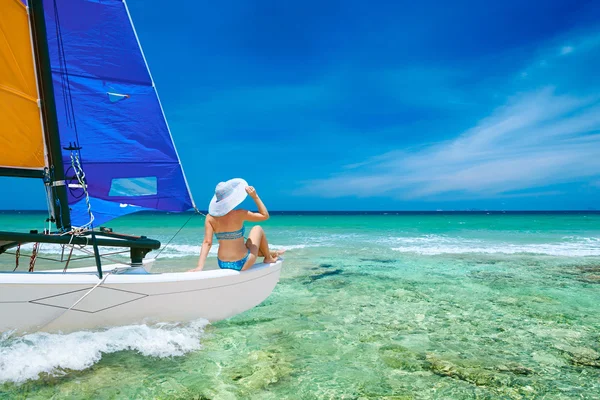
[0,0,283,333]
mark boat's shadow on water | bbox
[304,267,344,285]
[301,257,402,285]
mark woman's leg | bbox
[243,226,283,270]
[255,228,284,263]
[242,226,262,270]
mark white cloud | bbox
[296,88,600,199]
[560,45,574,55]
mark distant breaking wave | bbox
[390,235,600,256]
[11,234,600,259]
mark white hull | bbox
[0,260,283,334]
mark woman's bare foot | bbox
[263,249,286,263]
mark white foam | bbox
[152,244,208,258]
[390,235,600,257]
[16,243,135,257]
[0,319,208,384]
[270,244,308,250]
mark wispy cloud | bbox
[295,16,600,202]
[297,87,600,199]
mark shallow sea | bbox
[1,212,599,399]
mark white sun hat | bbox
[208,178,249,217]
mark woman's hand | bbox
[246,186,258,199]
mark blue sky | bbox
[5,0,600,210]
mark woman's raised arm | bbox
[243,186,269,222]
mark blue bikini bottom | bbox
[217,249,251,271]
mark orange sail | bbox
[0,0,45,170]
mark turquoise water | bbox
[1,212,599,399]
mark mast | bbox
[28,0,71,231]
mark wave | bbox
[0,319,208,384]
[14,232,599,258]
[390,235,600,256]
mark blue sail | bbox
[42,0,194,227]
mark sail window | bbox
[109,177,157,197]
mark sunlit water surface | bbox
[1,212,599,399]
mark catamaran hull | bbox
[0,261,282,334]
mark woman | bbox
[189,178,283,272]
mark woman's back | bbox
[209,211,248,261]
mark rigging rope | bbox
[62,246,74,273]
[70,150,94,230]
[52,0,80,145]
[13,244,20,272]
[28,243,40,272]
[36,272,112,333]
[153,208,204,260]
[53,1,70,129]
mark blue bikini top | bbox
[215,226,245,241]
